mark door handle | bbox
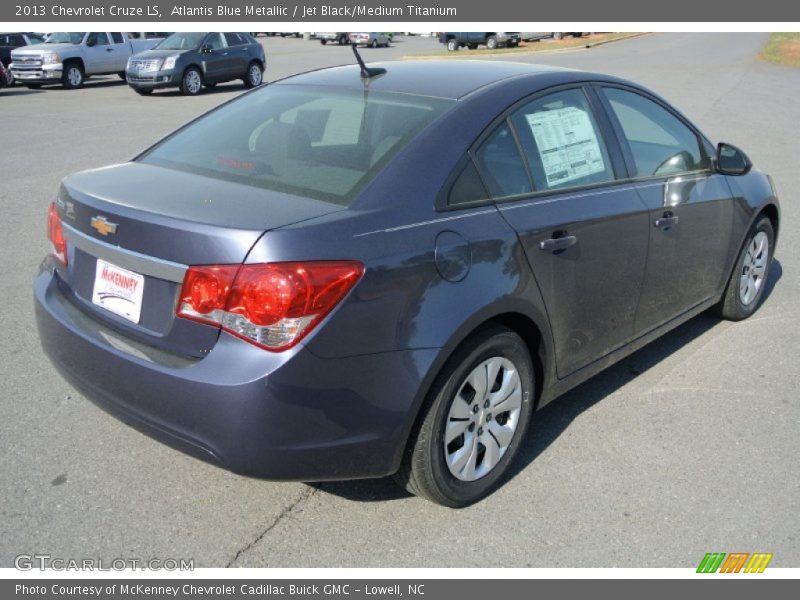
[539,235,577,253]
[654,213,680,229]
[105,48,113,52]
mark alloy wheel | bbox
[739,231,769,305]
[185,70,201,94]
[444,357,522,481]
[67,66,82,87]
[248,65,262,86]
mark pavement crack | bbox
[226,486,318,567]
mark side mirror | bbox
[716,142,752,176]
[86,37,96,47]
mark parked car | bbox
[36,60,779,507]
[1,32,45,86]
[126,32,265,96]
[316,32,350,46]
[9,32,161,89]
[349,32,390,48]
[0,58,9,88]
[440,32,520,51]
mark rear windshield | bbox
[139,84,454,205]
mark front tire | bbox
[446,38,459,51]
[180,67,203,96]
[370,39,378,49]
[62,62,84,89]
[396,326,535,507]
[486,36,498,50]
[133,87,153,96]
[715,216,775,320]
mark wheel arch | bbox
[63,56,84,72]
[391,305,553,474]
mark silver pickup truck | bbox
[10,32,161,89]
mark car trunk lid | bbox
[55,162,344,358]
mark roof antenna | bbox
[351,44,386,79]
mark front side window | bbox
[87,32,110,46]
[511,88,615,191]
[155,32,206,50]
[140,85,453,205]
[205,33,226,50]
[601,87,708,178]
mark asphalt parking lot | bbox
[1,32,798,568]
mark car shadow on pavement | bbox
[310,259,782,504]
[0,87,44,96]
[153,84,250,97]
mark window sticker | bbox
[526,107,607,187]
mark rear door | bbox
[223,33,249,77]
[596,85,734,332]
[108,32,129,70]
[476,86,650,377]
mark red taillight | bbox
[177,261,363,351]
[48,202,67,266]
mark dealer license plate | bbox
[91,259,145,324]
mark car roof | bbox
[275,60,577,100]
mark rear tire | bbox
[26,83,42,89]
[338,35,348,45]
[117,72,126,80]
[320,39,327,45]
[370,39,378,49]
[243,61,263,88]
[715,216,775,320]
[395,325,535,507]
[180,67,202,96]
[133,87,153,96]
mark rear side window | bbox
[475,123,531,198]
[601,87,708,177]
[140,85,454,205]
[511,88,615,191]
[224,33,244,46]
[448,160,488,206]
[111,32,124,44]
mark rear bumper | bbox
[35,265,438,480]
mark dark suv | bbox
[439,32,520,51]
[126,32,265,96]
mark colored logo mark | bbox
[697,552,773,573]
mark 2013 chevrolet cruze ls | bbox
[35,59,779,506]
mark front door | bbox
[597,86,734,332]
[84,32,114,73]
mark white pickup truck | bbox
[10,32,162,89]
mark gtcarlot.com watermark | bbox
[14,554,194,571]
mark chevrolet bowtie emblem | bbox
[90,216,118,236]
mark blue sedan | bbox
[36,58,779,506]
